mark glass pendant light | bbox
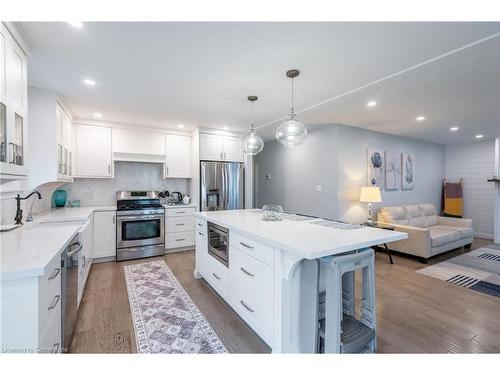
[276,69,308,147]
[242,95,264,155]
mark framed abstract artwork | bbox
[385,151,401,190]
[367,149,384,188]
[401,153,415,190]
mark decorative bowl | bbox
[262,204,284,221]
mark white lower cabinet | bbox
[165,206,195,251]
[78,218,93,306]
[194,218,274,347]
[93,211,116,260]
[0,252,62,353]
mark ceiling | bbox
[19,22,500,144]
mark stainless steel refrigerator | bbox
[200,161,244,211]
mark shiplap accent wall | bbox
[445,139,496,239]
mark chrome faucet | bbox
[14,190,42,225]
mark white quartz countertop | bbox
[1,206,116,281]
[195,209,408,260]
[162,203,197,209]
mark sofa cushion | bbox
[379,206,409,225]
[419,204,438,226]
[433,224,474,239]
[429,227,461,247]
[405,204,438,227]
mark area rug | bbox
[417,247,500,298]
[124,260,227,353]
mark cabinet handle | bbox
[176,211,186,214]
[48,295,61,310]
[220,152,223,160]
[82,255,86,268]
[112,215,115,224]
[212,272,221,280]
[52,343,60,353]
[240,241,254,249]
[48,268,61,280]
[224,152,227,159]
[240,300,255,313]
[175,238,185,242]
[108,164,111,174]
[198,232,204,236]
[175,223,185,226]
[197,223,203,227]
[240,267,255,277]
[166,166,169,175]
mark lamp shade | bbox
[360,187,382,203]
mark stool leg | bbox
[342,271,355,317]
[383,243,394,264]
[324,264,342,353]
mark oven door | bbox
[117,214,165,249]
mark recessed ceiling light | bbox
[450,127,459,132]
[475,134,484,139]
[67,22,84,28]
[83,79,96,86]
[416,116,426,122]
[177,124,185,129]
[93,113,102,118]
[367,101,377,108]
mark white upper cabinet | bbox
[199,133,243,162]
[28,89,74,188]
[76,125,112,178]
[0,23,28,178]
[113,128,165,157]
[223,135,244,162]
[164,133,191,178]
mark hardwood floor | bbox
[70,238,500,353]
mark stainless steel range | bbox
[116,191,165,261]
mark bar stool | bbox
[317,248,377,353]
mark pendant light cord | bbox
[290,77,295,117]
[251,100,255,131]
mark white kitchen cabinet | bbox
[93,211,116,260]
[76,125,112,178]
[0,23,28,178]
[194,227,208,278]
[0,252,62,353]
[112,127,165,156]
[28,89,74,188]
[223,135,244,162]
[164,133,191,178]
[165,206,195,251]
[199,133,243,162]
[78,219,93,306]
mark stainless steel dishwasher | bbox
[61,233,82,352]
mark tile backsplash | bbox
[65,162,189,206]
[0,162,189,225]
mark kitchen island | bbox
[194,209,407,353]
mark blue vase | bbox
[52,190,67,208]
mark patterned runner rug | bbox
[124,260,227,353]
[417,247,500,298]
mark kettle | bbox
[171,192,183,203]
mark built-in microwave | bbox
[207,222,229,267]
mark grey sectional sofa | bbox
[377,204,473,261]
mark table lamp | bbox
[360,186,381,225]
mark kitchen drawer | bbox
[229,281,273,346]
[166,216,194,233]
[229,246,273,304]
[38,309,61,353]
[165,231,195,249]
[206,254,229,299]
[195,218,207,234]
[230,231,274,267]
[38,253,62,338]
[165,207,195,218]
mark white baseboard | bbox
[474,232,494,240]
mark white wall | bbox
[446,139,496,239]
[256,124,445,223]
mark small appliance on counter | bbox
[116,191,165,261]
